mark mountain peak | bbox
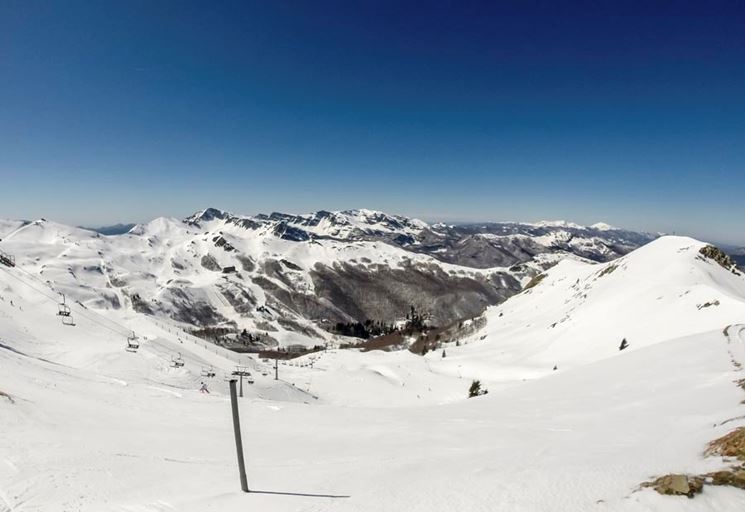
[590,222,617,231]
[532,220,585,229]
[184,207,231,225]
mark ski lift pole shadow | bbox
[247,489,350,498]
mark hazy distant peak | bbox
[589,222,617,231]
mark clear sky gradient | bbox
[1,1,743,244]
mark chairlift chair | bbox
[0,249,15,268]
[201,365,216,378]
[126,331,140,352]
[231,366,254,385]
[57,293,72,317]
[171,353,185,368]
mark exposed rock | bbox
[643,474,703,498]
[707,469,745,490]
[213,235,235,252]
[705,427,745,461]
[236,255,255,272]
[200,254,221,272]
[597,264,618,278]
[160,288,229,327]
[646,428,745,498]
[700,245,739,271]
[697,300,720,310]
[523,273,547,291]
[219,285,256,315]
[129,292,154,315]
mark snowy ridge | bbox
[443,236,745,377]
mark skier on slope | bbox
[199,382,209,394]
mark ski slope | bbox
[2,236,745,510]
[422,236,745,384]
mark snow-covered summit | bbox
[184,207,232,225]
[590,221,618,231]
[183,207,429,243]
[530,219,586,229]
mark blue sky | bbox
[1,1,743,244]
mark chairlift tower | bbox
[231,366,253,397]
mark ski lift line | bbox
[0,265,130,337]
[126,331,140,352]
[11,264,62,297]
[3,265,185,369]
[14,265,130,335]
[151,318,253,367]
[0,265,59,302]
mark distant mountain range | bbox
[79,223,137,236]
[0,208,720,346]
[182,207,659,267]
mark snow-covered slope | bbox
[2,233,745,510]
[0,234,745,512]
[258,236,745,406]
[0,209,658,350]
[427,236,745,382]
[0,220,29,240]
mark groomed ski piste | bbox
[2,236,745,511]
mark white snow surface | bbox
[1,235,745,510]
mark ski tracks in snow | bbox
[115,500,175,512]
[724,324,745,368]
[146,385,183,398]
[0,487,13,512]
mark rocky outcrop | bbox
[642,474,703,498]
[700,245,740,272]
[200,254,221,272]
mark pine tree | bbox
[468,379,487,398]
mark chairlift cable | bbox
[0,265,129,337]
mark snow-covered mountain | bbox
[2,231,745,510]
[0,209,659,348]
[184,207,658,268]
[79,223,137,236]
[434,236,745,380]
